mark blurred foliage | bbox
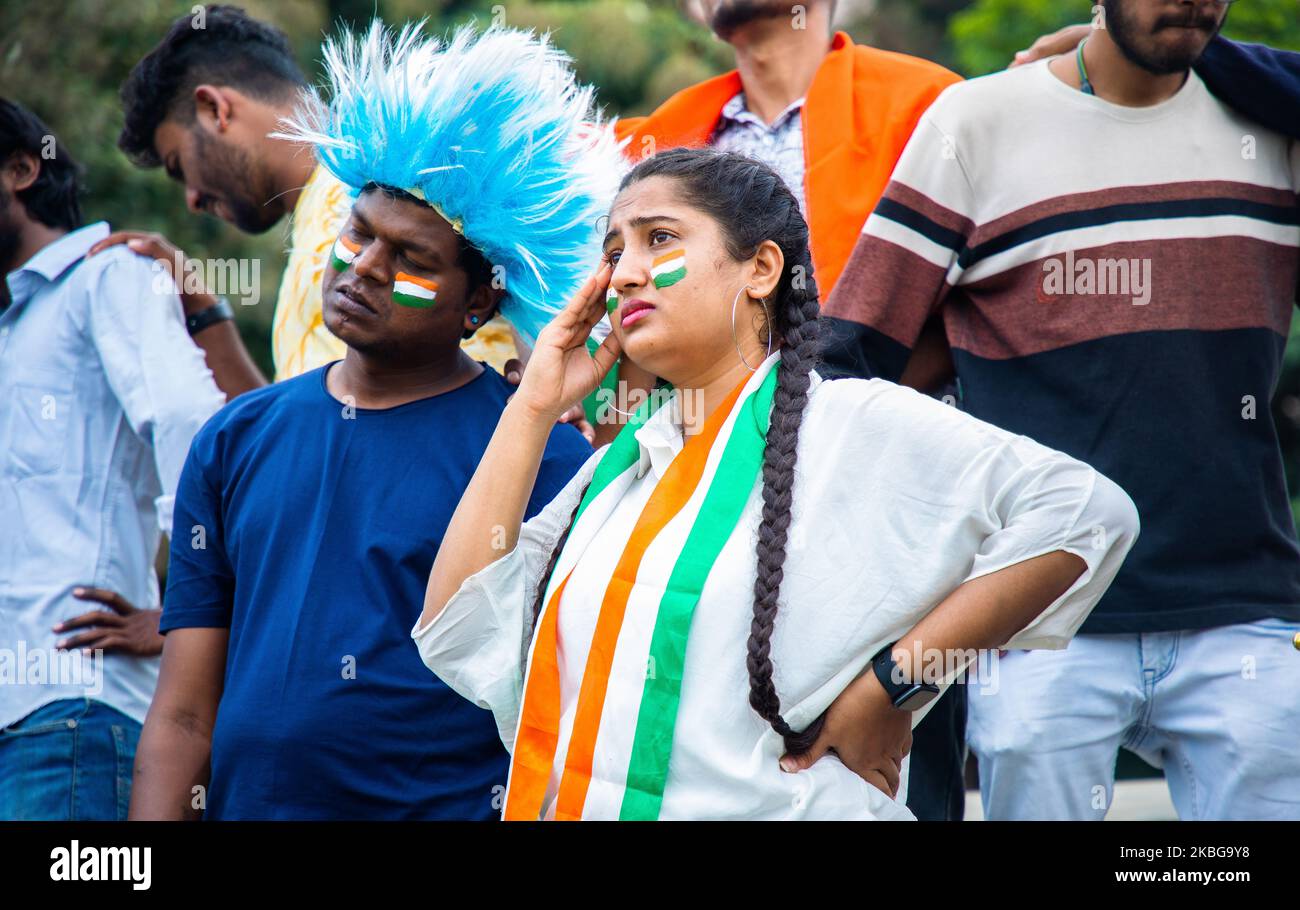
[857,0,972,66]
[0,0,332,370]
[0,0,737,378]
[950,0,1300,76]
[1,0,1296,514]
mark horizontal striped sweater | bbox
[822,59,1300,633]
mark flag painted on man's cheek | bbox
[393,272,439,308]
[331,236,361,272]
[651,249,686,289]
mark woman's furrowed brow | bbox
[603,214,683,248]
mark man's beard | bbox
[191,129,283,235]
[709,0,792,41]
[1104,0,1225,75]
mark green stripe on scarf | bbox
[619,363,779,819]
[581,336,622,428]
[571,369,663,526]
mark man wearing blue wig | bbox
[129,23,614,819]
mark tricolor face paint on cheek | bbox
[650,249,686,289]
[392,271,439,308]
[606,286,619,313]
[331,235,361,272]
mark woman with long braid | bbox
[416,148,1140,821]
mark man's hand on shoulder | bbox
[1010,23,1091,69]
[87,230,216,317]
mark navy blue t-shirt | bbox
[1197,37,1300,141]
[160,363,593,819]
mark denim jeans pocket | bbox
[0,717,78,739]
[0,699,87,739]
[111,722,141,821]
[0,714,77,820]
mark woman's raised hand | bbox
[511,260,622,423]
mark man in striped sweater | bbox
[822,0,1300,820]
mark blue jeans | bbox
[0,698,141,820]
[967,618,1300,820]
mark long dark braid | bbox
[530,148,823,754]
[746,242,822,754]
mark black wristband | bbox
[186,297,234,336]
[872,640,940,711]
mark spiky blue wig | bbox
[278,21,625,344]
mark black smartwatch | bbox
[186,296,234,337]
[871,641,940,712]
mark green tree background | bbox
[2,0,1297,517]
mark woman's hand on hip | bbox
[779,669,914,800]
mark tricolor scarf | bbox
[504,352,781,821]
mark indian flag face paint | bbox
[650,249,686,289]
[606,286,619,313]
[331,235,361,272]
[392,272,439,308]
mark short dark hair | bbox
[118,5,306,168]
[0,97,82,230]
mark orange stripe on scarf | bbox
[502,573,570,820]
[554,377,748,820]
[504,374,750,820]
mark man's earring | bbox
[470,315,479,325]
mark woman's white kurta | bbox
[413,351,1140,820]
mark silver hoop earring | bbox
[603,399,638,418]
[600,383,675,428]
[731,284,772,372]
[595,364,652,420]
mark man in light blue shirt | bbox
[0,99,227,819]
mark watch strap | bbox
[186,296,234,336]
[872,641,940,710]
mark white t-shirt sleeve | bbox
[411,446,604,748]
[960,439,1139,650]
[840,378,1140,651]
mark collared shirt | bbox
[0,222,225,728]
[413,351,1141,819]
[270,165,520,381]
[710,92,808,212]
